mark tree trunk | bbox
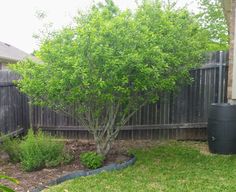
[93,129,113,156]
[95,140,111,157]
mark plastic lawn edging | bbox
[32,154,136,192]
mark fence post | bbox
[29,101,33,129]
[218,51,223,103]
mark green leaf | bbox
[0,175,19,184]
[0,185,16,192]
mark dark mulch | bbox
[0,140,132,192]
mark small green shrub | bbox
[1,137,21,163]
[19,129,73,171]
[80,151,104,169]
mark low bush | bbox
[1,136,21,163]
[1,129,73,172]
[80,151,104,169]
[19,129,73,171]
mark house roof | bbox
[220,0,232,27]
[0,41,35,63]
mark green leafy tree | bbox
[197,0,229,50]
[11,0,208,156]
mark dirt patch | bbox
[180,141,211,155]
[0,140,131,192]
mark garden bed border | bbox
[32,154,136,192]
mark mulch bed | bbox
[0,140,132,192]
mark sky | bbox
[0,0,198,54]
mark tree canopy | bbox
[11,0,209,156]
[197,0,229,50]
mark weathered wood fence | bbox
[0,51,228,140]
[0,71,29,136]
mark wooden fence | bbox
[0,51,228,140]
[0,71,29,136]
[30,51,228,140]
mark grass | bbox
[45,141,236,192]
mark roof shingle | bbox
[0,41,33,62]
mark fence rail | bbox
[0,51,228,140]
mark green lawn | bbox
[45,142,236,192]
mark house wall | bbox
[0,61,10,71]
[228,0,236,100]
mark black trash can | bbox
[208,103,236,154]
